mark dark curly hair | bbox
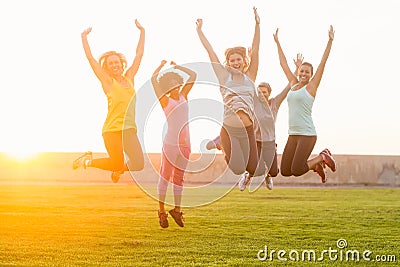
[157,71,184,92]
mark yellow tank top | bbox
[102,78,137,133]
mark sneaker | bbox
[158,210,169,228]
[265,174,273,190]
[322,148,332,156]
[72,151,92,170]
[314,162,327,183]
[319,149,331,168]
[111,170,124,183]
[320,150,336,172]
[238,171,250,191]
[168,209,184,227]
[206,136,222,150]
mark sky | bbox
[0,0,399,156]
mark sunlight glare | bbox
[5,151,40,162]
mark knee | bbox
[291,167,306,177]
[230,166,245,175]
[269,169,279,177]
[172,171,185,186]
[280,169,292,177]
[128,158,144,171]
[280,164,291,176]
[135,163,144,171]
[130,164,144,171]
[113,161,125,172]
[173,177,184,187]
[226,158,246,175]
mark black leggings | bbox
[90,129,144,172]
[280,135,317,177]
[220,124,263,176]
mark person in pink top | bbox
[151,60,197,228]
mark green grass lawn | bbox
[0,184,399,266]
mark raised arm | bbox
[125,19,145,82]
[172,62,197,99]
[151,60,168,108]
[273,28,298,86]
[246,7,260,82]
[273,53,304,107]
[307,25,334,97]
[81,27,112,93]
[196,19,228,84]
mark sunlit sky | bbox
[1,0,399,156]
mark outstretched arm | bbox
[151,60,168,108]
[125,19,145,82]
[196,19,228,84]
[172,62,197,99]
[307,25,334,97]
[246,7,260,82]
[273,28,298,86]
[81,27,112,93]
[273,53,304,107]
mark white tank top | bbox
[220,73,256,127]
[287,85,316,136]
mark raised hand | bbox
[81,27,92,38]
[196,19,203,31]
[135,19,144,31]
[273,28,279,43]
[293,53,304,68]
[328,25,335,40]
[170,61,177,66]
[253,7,260,24]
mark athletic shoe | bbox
[320,149,331,168]
[320,150,336,172]
[158,210,169,228]
[314,162,327,183]
[111,170,124,183]
[238,171,250,191]
[168,209,184,227]
[206,136,222,150]
[72,151,92,170]
[265,174,273,190]
[322,148,332,156]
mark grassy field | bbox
[0,184,399,266]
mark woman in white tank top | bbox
[273,26,337,183]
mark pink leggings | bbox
[158,143,191,196]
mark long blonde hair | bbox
[224,46,249,72]
[98,51,127,75]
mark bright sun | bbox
[5,151,40,162]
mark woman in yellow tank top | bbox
[73,19,145,183]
